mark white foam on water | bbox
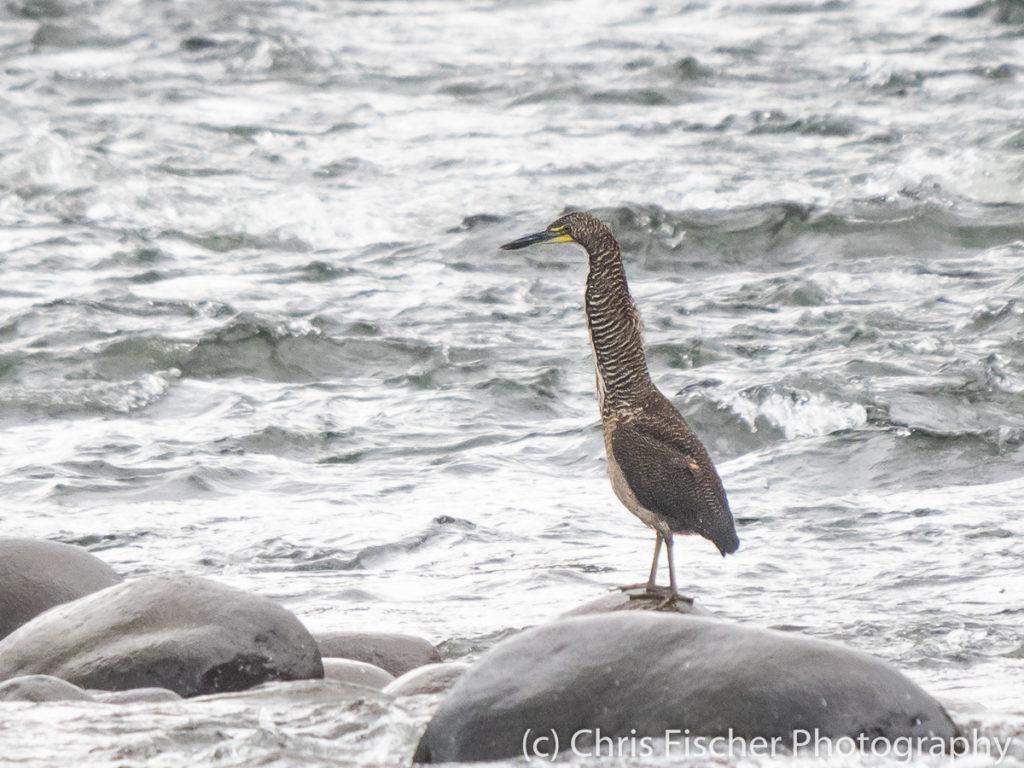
[729,387,868,440]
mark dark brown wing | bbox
[609,392,739,555]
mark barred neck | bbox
[583,237,651,408]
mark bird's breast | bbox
[602,416,671,537]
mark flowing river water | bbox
[0,0,1022,765]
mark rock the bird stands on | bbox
[501,212,740,606]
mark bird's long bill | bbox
[499,230,572,250]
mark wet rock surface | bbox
[0,573,323,697]
[91,688,183,704]
[322,658,395,689]
[191,678,391,706]
[0,538,121,641]
[561,586,713,616]
[0,674,94,703]
[415,612,959,763]
[315,631,441,677]
[385,662,469,697]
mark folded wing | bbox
[609,394,739,555]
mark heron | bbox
[501,211,738,606]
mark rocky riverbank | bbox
[0,537,981,764]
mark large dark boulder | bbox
[0,538,121,640]
[0,574,323,697]
[315,631,441,677]
[414,613,958,763]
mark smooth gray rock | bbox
[91,687,182,704]
[561,587,712,617]
[0,674,94,702]
[0,574,323,697]
[384,662,469,697]
[0,538,121,640]
[192,678,389,706]
[322,658,394,689]
[414,613,959,763]
[315,631,441,676]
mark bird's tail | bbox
[714,525,740,556]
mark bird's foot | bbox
[624,584,694,610]
[654,590,694,610]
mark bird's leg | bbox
[646,532,662,591]
[655,534,693,608]
[666,533,677,595]
[617,533,662,593]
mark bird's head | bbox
[500,211,607,251]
